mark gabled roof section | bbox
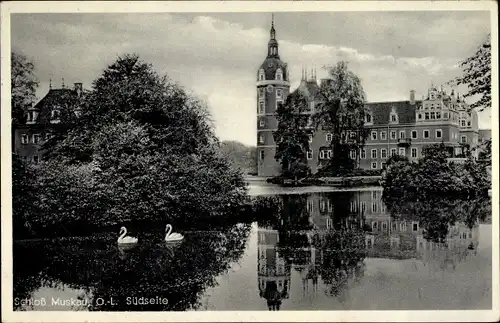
[31,88,79,124]
[293,80,319,99]
[365,100,421,125]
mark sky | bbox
[11,11,492,146]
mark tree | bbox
[35,54,247,233]
[449,34,491,111]
[11,52,39,124]
[12,153,39,238]
[273,91,312,178]
[313,61,368,175]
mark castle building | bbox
[255,19,484,177]
[12,82,83,163]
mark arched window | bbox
[276,68,283,81]
[258,69,265,81]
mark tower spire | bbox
[49,78,52,90]
[267,13,279,58]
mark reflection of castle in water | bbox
[257,226,290,310]
[256,190,481,307]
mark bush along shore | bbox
[266,169,382,187]
[13,55,249,240]
[381,144,491,201]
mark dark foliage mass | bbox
[382,143,490,200]
[11,52,39,124]
[13,54,248,237]
[220,141,257,175]
[449,34,491,112]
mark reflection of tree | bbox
[13,224,250,311]
[385,196,490,243]
[316,228,366,297]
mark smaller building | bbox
[12,82,83,163]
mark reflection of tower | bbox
[257,226,291,310]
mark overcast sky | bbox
[11,11,491,146]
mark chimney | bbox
[410,90,415,105]
[74,83,83,95]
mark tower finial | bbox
[272,13,274,29]
[62,78,65,89]
[49,78,52,90]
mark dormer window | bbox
[26,110,39,124]
[276,68,283,81]
[21,134,29,144]
[389,108,398,124]
[51,109,61,123]
[258,69,265,81]
[365,112,373,124]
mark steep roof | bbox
[293,79,319,99]
[258,57,288,81]
[365,100,421,125]
[31,88,79,124]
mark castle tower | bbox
[256,15,291,177]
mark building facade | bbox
[255,20,485,177]
[12,82,82,163]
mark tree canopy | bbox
[22,54,248,236]
[11,51,39,124]
[273,91,312,178]
[449,34,491,111]
[313,61,368,175]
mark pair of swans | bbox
[117,224,183,245]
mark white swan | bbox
[165,224,184,242]
[117,226,138,245]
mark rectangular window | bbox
[392,222,397,231]
[461,135,467,143]
[390,131,397,140]
[371,162,377,169]
[308,134,313,143]
[259,150,264,160]
[350,150,356,159]
[461,120,466,127]
[436,129,442,139]
[381,148,387,159]
[259,88,265,98]
[418,113,422,120]
[307,200,314,213]
[21,134,29,144]
[32,134,41,144]
[391,114,397,122]
[443,112,449,119]
[259,135,265,144]
[361,149,366,159]
[259,119,265,127]
[436,112,441,119]
[361,202,366,213]
[382,221,388,231]
[400,222,407,231]
[371,149,377,159]
[399,131,405,139]
[381,162,386,169]
[307,150,313,160]
[327,150,333,159]
[372,221,378,229]
[411,130,418,139]
[412,222,419,232]
[399,148,405,156]
[425,112,430,120]
[372,202,378,213]
[391,148,397,156]
[276,89,283,99]
[326,133,332,142]
[372,191,377,199]
[319,150,325,159]
[423,130,430,139]
[371,131,377,140]
[365,114,372,123]
[258,101,265,114]
[411,148,418,158]
[380,131,387,140]
[430,112,435,119]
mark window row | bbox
[370,129,443,141]
[371,220,419,232]
[257,68,284,81]
[20,155,41,164]
[20,133,53,144]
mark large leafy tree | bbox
[449,34,491,111]
[11,52,39,124]
[35,54,247,233]
[273,91,312,178]
[313,61,368,175]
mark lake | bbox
[13,185,492,311]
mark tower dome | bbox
[257,15,289,82]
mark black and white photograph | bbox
[1,1,498,322]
